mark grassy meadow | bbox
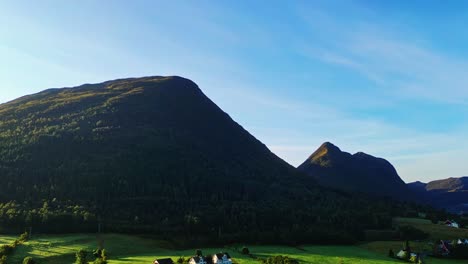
[393,217,468,240]
[0,233,466,264]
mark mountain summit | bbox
[298,142,408,198]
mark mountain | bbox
[407,181,427,192]
[0,76,303,199]
[0,76,303,215]
[0,76,445,242]
[426,177,468,192]
[407,177,468,214]
[298,142,408,198]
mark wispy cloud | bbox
[298,7,468,104]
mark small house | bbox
[154,258,174,264]
[396,250,407,259]
[212,253,232,264]
[189,256,208,264]
[444,220,459,228]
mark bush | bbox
[75,249,88,264]
[19,232,29,242]
[241,247,250,255]
[94,258,107,264]
[261,255,299,264]
[93,248,108,264]
[93,249,102,258]
[0,244,14,255]
[23,256,35,264]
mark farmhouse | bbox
[189,256,208,264]
[212,253,232,264]
[154,258,174,264]
[444,220,459,228]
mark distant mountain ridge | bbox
[407,177,468,213]
[298,142,408,198]
[298,142,467,213]
[427,177,468,192]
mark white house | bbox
[189,256,207,264]
[445,220,460,228]
[212,253,232,264]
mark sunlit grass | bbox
[1,233,465,264]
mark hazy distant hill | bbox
[408,177,468,213]
[298,142,409,198]
[427,177,468,192]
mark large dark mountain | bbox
[0,76,441,242]
[0,76,300,201]
[408,177,468,213]
[298,142,409,198]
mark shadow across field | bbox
[5,234,467,264]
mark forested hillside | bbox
[0,76,443,244]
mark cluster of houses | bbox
[154,252,232,264]
[394,242,424,263]
[434,239,468,256]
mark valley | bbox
[0,77,465,263]
[1,233,466,264]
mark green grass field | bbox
[393,217,468,240]
[1,233,466,264]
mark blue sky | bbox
[1,0,467,182]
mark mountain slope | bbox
[298,142,408,198]
[0,76,300,201]
[0,76,326,235]
[407,177,468,213]
[407,181,427,192]
[426,177,468,192]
